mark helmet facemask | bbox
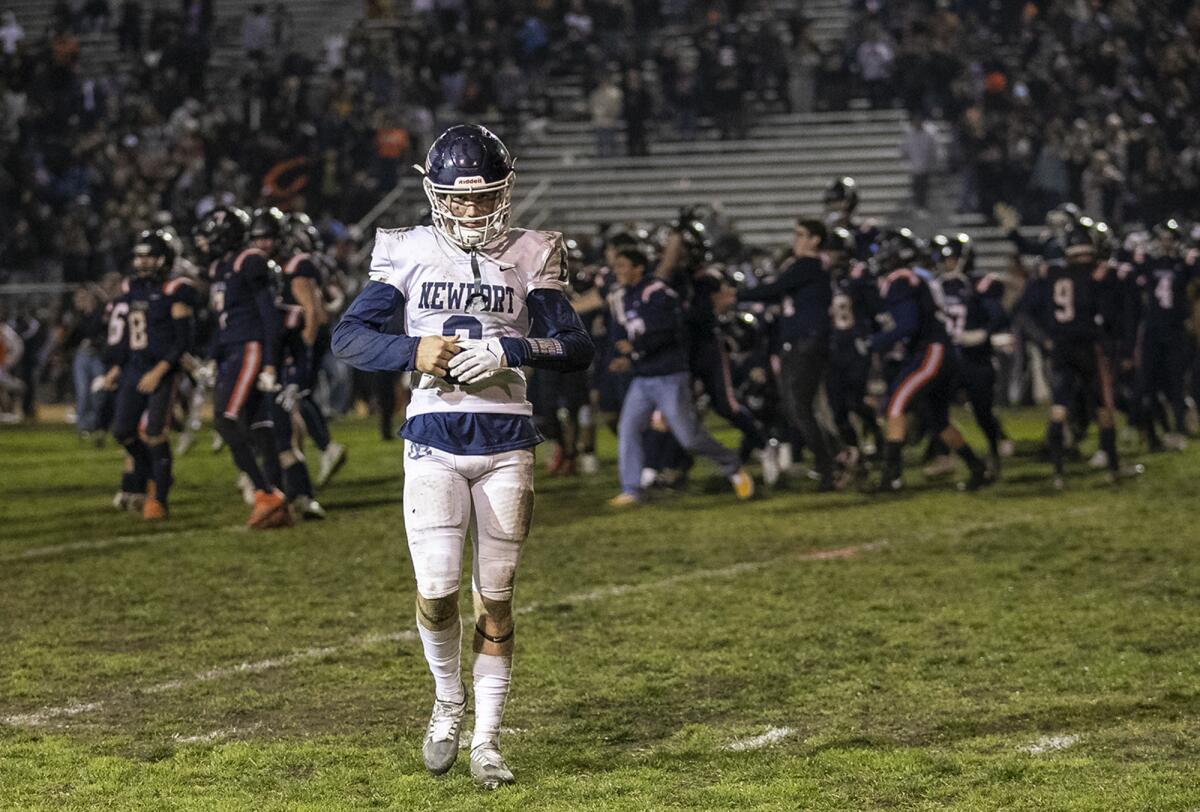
[423,174,516,250]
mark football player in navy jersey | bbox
[932,233,1011,469]
[283,212,348,487]
[101,229,197,519]
[867,229,991,492]
[823,177,880,261]
[246,207,326,521]
[196,205,292,529]
[1024,226,1127,487]
[825,225,883,472]
[333,124,594,788]
[1135,219,1194,451]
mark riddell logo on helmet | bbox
[454,176,487,188]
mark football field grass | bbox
[2,411,1199,810]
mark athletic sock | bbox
[252,426,282,489]
[1048,421,1065,476]
[148,442,173,505]
[955,442,982,471]
[1100,427,1119,472]
[299,398,330,451]
[282,460,314,500]
[883,440,903,481]
[471,652,513,749]
[418,616,464,704]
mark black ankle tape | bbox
[475,623,514,644]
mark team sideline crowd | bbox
[3,158,1198,525]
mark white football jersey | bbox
[368,225,567,418]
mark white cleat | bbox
[1163,433,1187,452]
[292,495,327,521]
[237,473,256,506]
[760,442,781,487]
[175,429,195,457]
[579,452,600,475]
[422,692,467,776]
[316,442,347,488]
[1088,449,1109,470]
[998,438,1016,459]
[470,741,515,790]
[211,432,224,453]
[922,455,957,479]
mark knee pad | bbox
[416,591,460,631]
[404,467,466,533]
[477,482,534,544]
[472,591,513,642]
[405,465,469,598]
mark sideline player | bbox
[332,124,593,789]
[101,229,196,518]
[195,206,292,528]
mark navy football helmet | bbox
[823,177,859,215]
[873,227,922,273]
[193,206,250,259]
[283,211,323,254]
[1063,224,1097,264]
[132,228,178,279]
[420,124,515,249]
[249,207,286,243]
[931,232,973,274]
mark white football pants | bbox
[402,441,535,601]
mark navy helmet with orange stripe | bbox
[872,227,923,274]
[193,205,250,259]
[131,228,178,280]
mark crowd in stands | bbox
[845,0,1200,226]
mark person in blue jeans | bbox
[68,287,110,437]
[605,248,754,506]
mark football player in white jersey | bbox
[332,124,594,789]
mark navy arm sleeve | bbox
[331,280,420,372]
[500,288,595,372]
[737,260,803,303]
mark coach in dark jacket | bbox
[739,218,837,488]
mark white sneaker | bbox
[640,467,658,489]
[423,692,467,776]
[316,442,347,488]
[922,455,957,479]
[469,741,515,789]
[1163,433,1187,452]
[580,452,600,475]
[292,495,327,520]
[999,438,1016,458]
[761,442,781,487]
[1088,449,1109,470]
[237,473,256,506]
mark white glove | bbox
[90,374,109,393]
[256,368,279,392]
[447,338,506,385]
[275,383,301,412]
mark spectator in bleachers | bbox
[241,4,270,62]
[0,10,24,55]
[901,111,940,216]
[855,23,893,109]
[589,73,622,158]
[622,67,650,157]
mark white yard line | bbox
[2,542,886,730]
[172,724,260,745]
[723,726,796,751]
[5,526,244,562]
[516,542,888,614]
[1023,734,1080,754]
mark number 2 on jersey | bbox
[443,315,483,340]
